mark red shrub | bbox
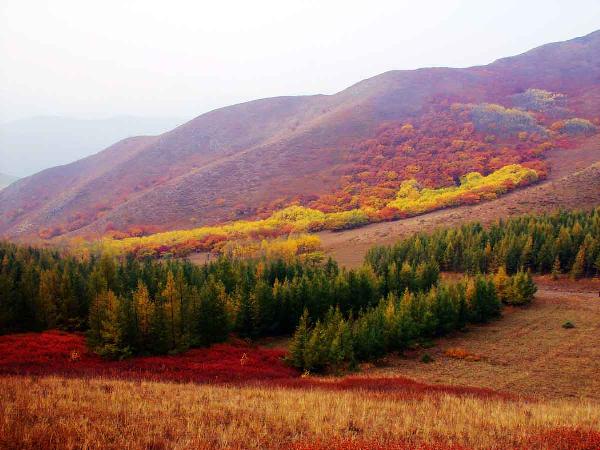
[0,331,297,383]
[271,375,514,401]
[292,438,467,450]
[524,427,600,450]
[0,332,515,402]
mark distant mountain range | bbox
[1,30,599,240]
[0,115,186,177]
[0,173,18,190]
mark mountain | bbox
[0,173,18,190]
[1,30,599,240]
[0,116,186,177]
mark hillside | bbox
[322,134,600,267]
[1,30,599,241]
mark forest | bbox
[366,207,600,277]
[0,208,596,370]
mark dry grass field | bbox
[1,277,600,449]
[1,375,600,450]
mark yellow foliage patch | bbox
[86,164,538,258]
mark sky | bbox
[1,0,599,123]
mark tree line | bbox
[288,270,535,372]
[366,208,600,278]
[0,242,439,357]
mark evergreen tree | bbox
[570,246,586,279]
[133,280,152,351]
[551,257,561,280]
[288,309,310,369]
[505,271,537,305]
[193,277,230,346]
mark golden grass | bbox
[1,375,599,450]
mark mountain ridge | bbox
[1,29,599,240]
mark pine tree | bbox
[492,266,509,304]
[193,277,230,346]
[251,278,276,336]
[161,271,180,349]
[506,271,537,305]
[571,246,586,279]
[149,299,170,354]
[520,236,533,270]
[133,280,152,351]
[91,290,130,359]
[288,309,310,369]
[38,269,61,328]
[551,257,561,280]
[328,315,353,371]
[303,320,328,370]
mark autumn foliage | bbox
[0,331,297,383]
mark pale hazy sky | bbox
[1,0,599,123]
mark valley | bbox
[1,277,599,449]
[1,24,600,450]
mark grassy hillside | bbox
[87,164,537,258]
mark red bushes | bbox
[0,332,512,400]
[292,439,467,450]
[0,331,297,383]
[524,427,600,450]
[273,375,514,401]
[306,101,562,214]
[0,332,513,402]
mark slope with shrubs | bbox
[2,31,599,241]
[88,164,539,259]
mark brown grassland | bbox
[1,277,600,449]
[1,375,599,450]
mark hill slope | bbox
[1,30,599,240]
[321,135,600,267]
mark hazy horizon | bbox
[0,115,186,176]
[1,0,599,123]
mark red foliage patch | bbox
[0,331,297,383]
[291,429,600,450]
[524,427,600,450]
[292,438,467,450]
[271,375,515,401]
[0,332,514,402]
